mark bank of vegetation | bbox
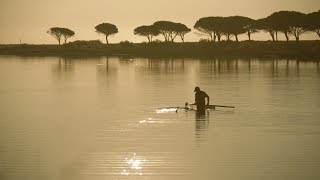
[1,40,319,58]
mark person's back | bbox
[195,90,208,106]
[193,87,210,115]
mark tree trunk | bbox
[235,34,239,42]
[276,31,278,41]
[284,32,289,42]
[217,34,221,41]
[58,38,61,45]
[227,34,230,41]
[213,33,216,42]
[169,33,173,42]
[315,30,320,38]
[163,33,168,42]
[269,32,275,41]
[180,35,185,43]
[248,32,251,40]
[147,35,151,43]
[295,35,299,42]
[105,35,109,44]
[166,34,169,42]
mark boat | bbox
[156,103,235,113]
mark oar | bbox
[206,105,235,109]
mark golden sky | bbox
[0,0,319,44]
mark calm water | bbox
[0,56,320,180]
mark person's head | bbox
[194,86,200,92]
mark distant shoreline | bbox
[0,41,319,59]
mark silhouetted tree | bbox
[153,21,177,42]
[256,18,277,41]
[220,17,235,41]
[220,16,251,41]
[267,11,307,42]
[60,28,75,44]
[267,11,293,41]
[174,23,191,42]
[244,24,259,41]
[236,17,258,41]
[285,11,306,42]
[305,10,320,38]
[134,25,160,42]
[47,27,63,45]
[194,17,224,42]
[194,17,215,41]
[95,23,118,44]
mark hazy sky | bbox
[0,0,319,44]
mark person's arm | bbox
[191,94,197,105]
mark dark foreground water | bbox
[0,56,320,180]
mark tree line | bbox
[48,10,320,44]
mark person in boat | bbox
[192,86,210,115]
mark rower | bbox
[192,86,210,115]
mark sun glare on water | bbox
[121,153,146,176]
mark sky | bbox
[0,0,319,44]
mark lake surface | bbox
[0,56,319,180]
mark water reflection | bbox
[52,57,75,72]
[144,58,187,75]
[195,111,210,145]
[1,56,320,180]
[51,57,75,81]
[121,153,146,176]
[92,57,319,79]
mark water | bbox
[0,56,319,180]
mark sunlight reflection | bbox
[139,118,160,124]
[156,108,178,113]
[121,153,146,176]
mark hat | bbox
[194,86,200,92]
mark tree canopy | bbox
[194,17,223,42]
[47,27,75,44]
[174,23,191,42]
[305,10,320,38]
[47,27,64,45]
[255,17,278,41]
[267,11,293,41]
[153,21,177,42]
[95,23,118,44]
[60,28,75,43]
[256,11,307,42]
[286,11,306,42]
[194,16,255,42]
[270,11,306,42]
[231,16,256,41]
[152,21,191,42]
[134,25,160,42]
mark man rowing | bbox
[192,86,210,115]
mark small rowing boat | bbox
[156,103,235,113]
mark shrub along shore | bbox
[0,40,319,59]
